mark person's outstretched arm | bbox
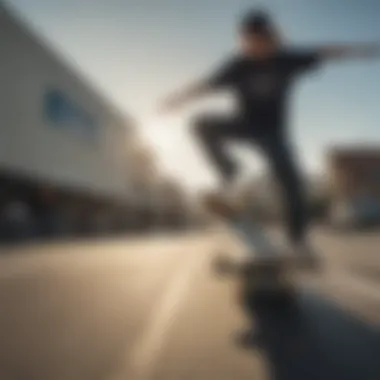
[159,56,240,113]
[159,81,212,113]
[318,42,380,61]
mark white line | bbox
[326,267,380,303]
[308,261,380,324]
[130,252,207,380]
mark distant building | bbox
[327,146,380,226]
[328,147,380,202]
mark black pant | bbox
[193,114,308,243]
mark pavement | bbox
[0,228,379,380]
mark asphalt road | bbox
[0,229,379,380]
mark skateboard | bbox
[212,213,307,303]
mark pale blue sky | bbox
[7,0,380,190]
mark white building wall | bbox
[0,5,133,202]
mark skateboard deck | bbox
[212,213,307,300]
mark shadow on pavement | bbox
[237,290,380,380]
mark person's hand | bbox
[158,82,205,114]
[158,95,180,114]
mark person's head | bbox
[238,10,281,58]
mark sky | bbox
[6,0,380,191]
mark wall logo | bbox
[44,89,98,141]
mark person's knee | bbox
[192,115,218,140]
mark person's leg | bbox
[193,114,245,185]
[192,114,247,218]
[254,134,308,245]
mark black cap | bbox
[240,9,272,35]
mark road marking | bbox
[324,267,380,304]
[130,248,210,380]
[310,260,380,324]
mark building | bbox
[0,3,141,237]
[0,3,200,239]
[328,147,380,202]
[327,146,380,226]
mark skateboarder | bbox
[159,9,380,265]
